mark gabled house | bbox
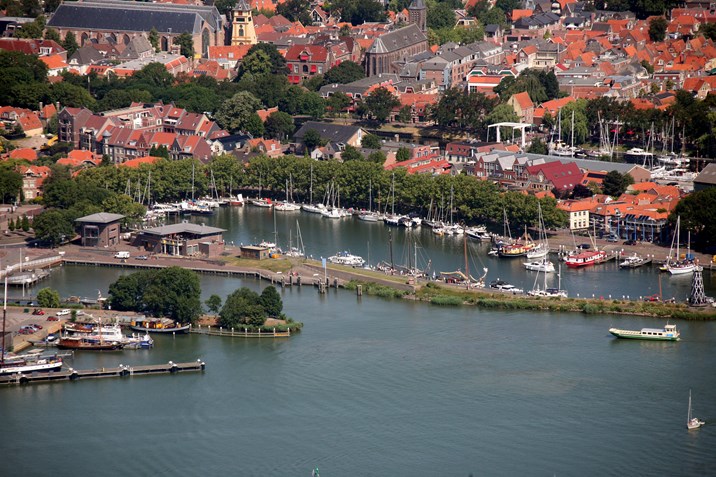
[508,92,535,124]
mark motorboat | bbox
[489,279,523,294]
[524,258,555,273]
[327,251,365,267]
[608,323,680,341]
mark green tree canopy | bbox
[214,91,263,133]
[362,133,381,149]
[365,87,400,123]
[108,267,202,324]
[602,170,634,197]
[205,294,222,314]
[302,129,325,150]
[242,43,288,76]
[174,32,194,58]
[648,17,668,42]
[32,209,75,247]
[37,287,61,308]
[0,165,22,203]
[264,111,295,141]
[258,286,283,317]
[341,144,363,161]
[219,287,267,327]
[427,3,457,30]
[323,61,366,85]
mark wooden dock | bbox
[191,326,291,338]
[0,360,205,386]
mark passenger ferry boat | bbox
[608,323,680,341]
[498,241,536,258]
[327,251,365,267]
[565,250,608,268]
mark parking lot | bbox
[1,307,66,352]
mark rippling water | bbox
[2,269,715,476]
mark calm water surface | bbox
[2,267,716,476]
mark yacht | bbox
[327,251,365,267]
[524,258,555,273]
[624,147,653,164]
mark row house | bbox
[0,106,43,137]
[0,38,65,57]
[17,165,50,201]
[286,44,346,84]
[464,153,531,186]
[444,141,503,163]
[525,161,583,194]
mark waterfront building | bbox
[134,223,226,257]
[75,213,125,248]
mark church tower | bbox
[408,0,427,33]
[230,0,257,46]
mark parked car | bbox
[606,236,619,242]
[623,240,637,246]
[47,316,59,321]
[134,255,149,260]
[29,323,43,330]
[32,308,45,315]
[56,309,71,316]
[19,328,34,335]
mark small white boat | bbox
[301,203,326,214]
[524,259,555,273]
[321,208,343,219]
[489,279,523,294]
[618,254,649,269]
[526,243,549,259]
[274,201,301,211]
[357,211,381,222]
[249,198,273,208]
[327,251,365,267]
[687,389,705,430]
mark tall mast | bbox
[2,270,7,367]
[464,229,469,289]
[191,162,195,201]
[389,229,394,271]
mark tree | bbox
[174,32,194,58]
[37,288,61,308]
[44,28,61,43]
[323,61,365,85]
[15,15,45,39]
[329,0,387,25]
[51,81,96,109]
[368,150,386,164]
[149,145,170,159]
[242,43,288,76]
[396,147,411,162]
[245,113,265,138]
[148,28,159,52]
[648,17,668,42]
[219,287,266,328]
[264,111,295,141]
[62,31,79,57]
[238,49,273,78]
[214,91,262,133]
[132,62,174,89]
[397,105,412,123]
[140,267,202,324]
[701,22,716,41]
[602,170,633,197]
[362,133,381,149]
[365,87,400,122]
[341,145,363,161]
[101,194,147,224]
[641,59,654,75]
[205,294,222,314]
[303,129,325,150]
[427,3,456,30]
[21,215,30,232]
[0,167,22,203]
[673,188,716,250]
[32,209,74,247]
[527,138,548,154]
[326,92,351,116]
[258,286,283,317]
[486,103,519,139]
[276,0,312,25]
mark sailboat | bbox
[275,177,301,211]
[321,181,344,219]
[284,220,306,258]
[249,176,273,208]
[528,263,567,297]
[357,178,381,222]
[665,216,695,275]
[526,203,549,259]
[383,173,402,226]
[687,389,705,430]
[301,164,326,214]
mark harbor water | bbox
[2,208,716,476]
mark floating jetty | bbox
[0,360,205,386]
[191,325,291,338]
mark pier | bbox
[0,360,206,386]
[191,325,291,338]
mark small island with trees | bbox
[103,266,302,334]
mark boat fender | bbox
[69,369,79,381]
[19,376,29,385]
